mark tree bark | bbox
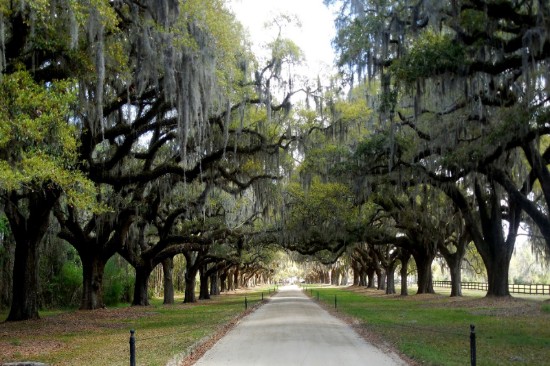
[133,265,152,306]
[80,254,107,309]
[199,264,210,300]
[184,268,198,303]
[399,252,410,296]
[220,270,227,292]
[162,258,174,304]
[385,262,397,295]
[483,246,513,297]
[5,188,60,321]
[377,268,386,291]
[7,235,41,321]
[413,249,435,294]
[210,271,220,296]
[366,268,375,288]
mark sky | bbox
[228,0,337,79]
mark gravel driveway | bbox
[194,285,409,366]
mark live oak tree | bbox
[326,0,550,297]
[0,71,96,320]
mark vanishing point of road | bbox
[194,285,409,366]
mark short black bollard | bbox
[129,329,136,366]
[470,324,476,366]
[334,295,337,309]
[245,296,248,310]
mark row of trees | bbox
[2,0,550,322]
[0,0,312,321]
[282,0,550,297]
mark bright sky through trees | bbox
[228,0,336,79]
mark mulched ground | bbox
[0,307,155,362]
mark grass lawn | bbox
[0,287,272,366]
[304,285,550,366]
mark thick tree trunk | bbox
[385,262,397,295]
[80,254,107,310]
[5,189,59,321]
[162,258,174,304]
[447,255,463,297]
[359,271,367,287]
[352,265,360,286]
[199,265,210,300]
[377,269,386,291]
[220,271,227,293]
[400,254,410,296]
[184,268,198,303]
[484,248,513,297]
[210,271,220,296]
[133,265,152,306]
[366,268,375,288]
[340,271,348,286]
[7,236,41,321]
[413,251,435,294]
[227,270,234,291]
[233,267,240,289]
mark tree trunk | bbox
[5,189,59,321]
[340,271,348,286]
[233,267,240,289]
[199,265,210,300]
[162,258,174,304]
[184,268,198,303]
[385,262,397,295]
[220,271,227,293]
[133,265,152,306]
[484,247,513,297]
[210,271,220,296]
[352,264,360,286]
[80,254,107,310]
[377,269,386,291]
[7,235,41,321]
[366,268,375,288]
[399,253,410,296]
[413,251,435,294]
[445,254,463,297]
[359,271,367,287]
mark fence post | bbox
[334,295,337,309]
[470,324,476,366]
[129,329,136,366]
[245,296,248,310]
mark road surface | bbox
[194,285,408,366]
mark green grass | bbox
[304,285,550,366]
[0,288,272,366]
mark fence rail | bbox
[432,281,550,295]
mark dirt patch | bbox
[445,296,542,317]
[0,306,157,363]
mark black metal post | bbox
[334,295,337,309]
[245,296,248,310]
[129,329,135,366]
[470,324,476,366]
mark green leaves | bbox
[390,31,465,86]
[0,71,98,211]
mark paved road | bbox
[194,285,408,366]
